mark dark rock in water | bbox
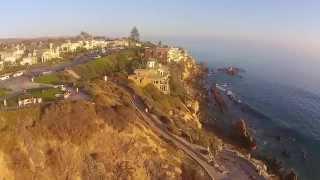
[232,119,257,150]
[263,156,283,174]
[302,150,308,161]
[226,67,239,76]
[217,66,242,76]
[282,150,291,159]
[284,170,298,180]
[211,87,227,113]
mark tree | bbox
[79,31,92,40]
[130,27,140,41]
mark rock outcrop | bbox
[211,87,227,113]
[233,119,257,150]
[217,67,241,76]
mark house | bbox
[0,52,16,63]
[112,39,130,48]
[83,40,94,50]
[21,50,38,65]
[135,43,142,47]
[60,40,83,52]
[128,64,170,94]
[0,45,25,64]
[143,47,169,63]
[92,39,109,48]
[41,43,61,62]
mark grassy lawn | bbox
[73,49,143,81]
[27,88,63,101]
[34,74,62,85]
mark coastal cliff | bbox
[0,44,281,180]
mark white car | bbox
[0,74,10,81]
[53,85,66,91]
[42,71,53,75]
[13,71,24,77]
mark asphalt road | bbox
[0,51,101,98]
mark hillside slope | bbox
[0,81,208,180]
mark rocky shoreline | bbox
[181,63,274,179]
[201,66,299,180]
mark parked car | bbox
[53,85,66,91]
[0,74,11,81]
[42,71,53,75]
[13,71,24,77]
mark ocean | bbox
[155,37,320,180]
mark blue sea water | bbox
[153,37,320,180]
[205,69,320,180]
[190,40,320,180]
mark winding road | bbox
[114,79,267,180]
[0,51,107,99]
[130,96,220,180]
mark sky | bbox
[0,0,319,55]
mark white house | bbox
[21,50,38,65]
[0,45,25,64]
[41,43,61,62]
[0,52,16,63]
[60,40,84,53]
[111,39,130,48]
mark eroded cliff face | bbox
[0,81,208,180]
